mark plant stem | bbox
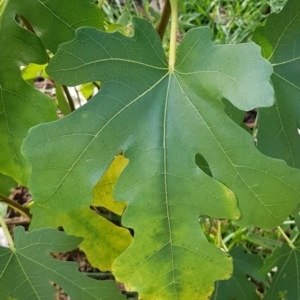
[221,239,228,252]
[216,220,228,251]
[156,0,171,41]
[217,220,221,248]
[62,85,75,112]
[4,217,30,226]
[277,226,295,249]
[0,193,32,220]
[0,213,15,251]
[97,0,104,9]
[82,272,114,278]
[168,0,178,72]
[93,82,100,90]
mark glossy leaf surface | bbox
[23,18,300,299]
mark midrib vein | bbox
[164,74,178,299]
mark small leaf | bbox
[260,243,300,299]
[253,0,300,168]
[0,227,125,300]
[211,247,265,300]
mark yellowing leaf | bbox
[93,154,128,215]
[21,63,48,81]
[30,155,132,271]
[30,205,132,272]
[80,82,99,100]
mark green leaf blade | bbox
[23,17,300,299]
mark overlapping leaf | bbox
[211,247,265,300]
[30,155,132,271]
[23,18,300,299]
[260,243,300,299]
[0,0,104,184]
[253,0,300,168]
[0,227,125,300]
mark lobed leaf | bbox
[0,227,125,300]
[253,0,300,168]
[23,18,300,299]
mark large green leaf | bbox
[253,0,300,168]
[0,227,125,300]
[0,0,104,184]
[211,247,265,300]
[260,243,300,299]
[23,18,300,299]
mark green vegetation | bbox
[0,0,299,299]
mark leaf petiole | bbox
[277,226,295,249]
[97,0,104,9]
[0,193,32,220]
[155,0,171,40]
[168,0,178,72]
[217,220,228,251]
